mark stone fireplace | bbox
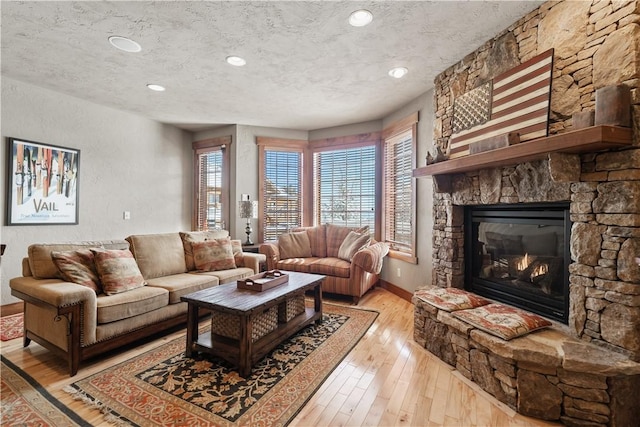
[412,1,640,425]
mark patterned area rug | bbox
[0,313,24,341]
[1,355,90,426]
[66,303,378,426]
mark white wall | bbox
[380,90,435,294]
[0,78,193,305]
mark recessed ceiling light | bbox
[226,56,246,66]
[349,9,373,27]
[108,36,141,53]
[388,67,409,79]
[146,84,165,92]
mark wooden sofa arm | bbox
[352,242,390,274]
[259,242,280,271]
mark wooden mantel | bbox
[413,125,633,178]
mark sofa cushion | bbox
[338,231,371,261]
[27,240,129,279]
[308,258,351,278]
[180,230,230,271]
[279,231,312,259]
[292,225,326,258]
[276,257,320,273]
[51,249,102,293]
[92,249,147,295]
[126,233,187,279]
[96,285,168,324]
[192,238,236,272]
[195,267,255,284]
[146,273,219,304]
[326,224,369,258]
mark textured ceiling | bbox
[1,1,543,131]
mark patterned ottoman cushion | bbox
[414,287,491,312]
[453,303,552,340]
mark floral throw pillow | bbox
[51,249,102,294]
[192,238,237,272]
[453,303,553,340]
[414,287,491,312]
[91,249,146,295]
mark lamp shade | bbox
[239,200,258,219]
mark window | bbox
[193,137,230,231]
[257,138,306,242]
[383,113,417,259]
[313,145,377,233]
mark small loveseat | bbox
[259,224,389,303]
[10,230,263,376]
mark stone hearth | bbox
[413,293,640,425]
[413,1,640,425]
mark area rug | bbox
[1,355,91,426]
[0,312,24,341]
[66,303,378,426]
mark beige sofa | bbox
[10,230,262,376]
[259,224,389,303]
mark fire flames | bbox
[516,253,549,281]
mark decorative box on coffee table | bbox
[181,271,324,377]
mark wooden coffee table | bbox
[181,271,324,377]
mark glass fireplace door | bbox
[465,204,570,323]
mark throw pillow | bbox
[414,287,491,312]
[91,249,146,295]
[192,238,237,272]
[452,303,552,340]
[51,249,102,294]
[292,225,327,257]
[337,231,371,261]
[278,231,312,260]
[180,230,230,271]
[326,224,369,257]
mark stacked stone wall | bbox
[413,295,640,426]
[430,0,640,361]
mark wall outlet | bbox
[240,194,250,201]
[123,211,131,220]
[396,267,401,278]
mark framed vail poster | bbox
[6,137,80,225]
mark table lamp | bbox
[239,200,258,245]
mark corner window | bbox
[193,137,230,231]
[383,113,417,260]
[257,138,306,242]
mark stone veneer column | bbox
[429,0,640,365]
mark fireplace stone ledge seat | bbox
[413,290,640,426]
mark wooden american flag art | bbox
[449,49,554,159]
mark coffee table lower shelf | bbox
[192,307,321,374]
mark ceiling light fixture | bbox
[108,36,142,53]
[226,56,246,66]
[349,9,373,27]
[146,84,166,92]
[388,67,409,79]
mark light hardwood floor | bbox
[1,287,559,426]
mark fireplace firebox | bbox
[465,203,570,323]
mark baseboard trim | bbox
[1,302,24,317]
[379,280,414,303]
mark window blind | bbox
[196,148,224,231]
[314,145,376,233]
[263,150,302,241]
[384,130,413,252]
